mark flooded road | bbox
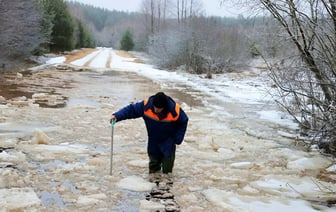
[0,49,335,211]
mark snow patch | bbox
[46,56,66,65]
[257,110,298,129]
[89,48,111,68]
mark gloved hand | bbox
[110,115,117,124]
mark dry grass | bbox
[133,58,143,63]
[317,170,336,183]
[115,50,134,58]
[115,50,143,63]
[255,66,269,71]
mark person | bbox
[109,92,188,180]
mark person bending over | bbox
[110,92,188,180]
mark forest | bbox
[0,0,335,155]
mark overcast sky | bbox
[69,0,243,17]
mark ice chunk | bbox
[202,188,319,212]
[32,129,50,144]
[230,162,254,169]
[0,150,25,163]
[127,160,148,168]
[117,176,155,192]
[139,200,165,212]
[0,188,40,210]
[0,138,17,148]
[326,164,336,172]
[287,157,331,170]
[77,193,107,206]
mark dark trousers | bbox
[148,147,176,174]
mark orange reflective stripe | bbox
[144,103,180,121]
[174,104,180,118]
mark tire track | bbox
[105,50,112,69]
[83,50,103,67]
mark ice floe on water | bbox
[203,188,320,212]
[0,48,335,211]
[116,176,155,192]
[0,188,41,210]
[287,157,332,170]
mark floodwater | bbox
[0,55,335,211]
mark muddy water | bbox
[0,68,334,211]
[0,68,188,210]
[0,70,158,137]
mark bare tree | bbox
[141,0,175,33]
[177,0,180,22]
[0,0,45,67]
[141,0,203,33]
[222,0,336,153]
[175,0,203,22]
[149,16,251,73]
[151,0,155,33]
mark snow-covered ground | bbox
[0,47,335,211]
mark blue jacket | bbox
[113,95,188,158]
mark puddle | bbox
[62,180,81,194]
[40,191,65,207]
[0,122,56,138]
[0,125,20,136]
[115,190,144,212]
[0,83,34,100]
[35,160,66,174]
[0,71,72,108]
[66,98,100,108]
[167,89,204,107]
[86,144,106,153]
